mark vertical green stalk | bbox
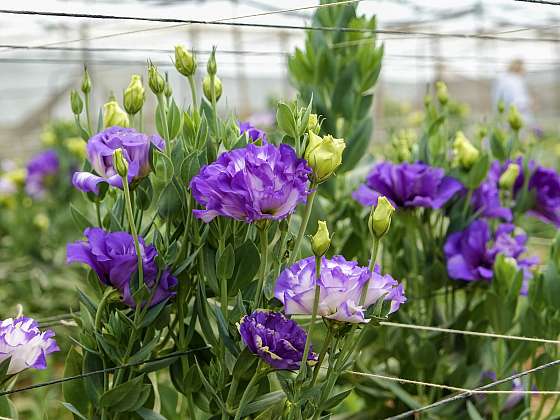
[156,93,171,155]
[188,75,198,109]
[298,256,321,380]
[311,327,333,385]
[254,227,269,309]
[289,187,317,265]
[84,91,93,134]
[360,237,380,305]
[122,176,143,288]
[95,201,102,227]
[233,362,268,420]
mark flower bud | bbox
[497,99,505,114]
[81,67,91,94]
[307,114,320,134]
[453,131,479,169]
[499,163,520,190]
[103,100,129,128]
[5,169,26,187]
[70,90,83,115]
[33,213,49,231]
[174,45,197,77]
[66,137,87,159]
[164,82,172,98]
[123,74,145,115]
[203,75,223,102]
[368,196,395,239]
[508,105,523,131]
[423,94,432,108]
[148,63,166,95]
[311,221,330,257]
[304,132,345,183]
[113,148,128,178]
[436,81,448,105]
[207,47,217,76]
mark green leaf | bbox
[535,353,558,391]
[216,244,235,282]
[63,347,90,418]
[466,401,484,420]
[230,241,260,293]
[240,391,286,416]
[83,351,104,404]
[322,388,353,411]
[61,402,87,420]
[167,99,182,140]
[100,375,146,410]
[213,305,239,357]
[340,117,372,172]
[152,150,175,187]
[276,102,297,139]
[135,408,167,420]
[465,154,490,189]
[70,203,93,231]
[232,347,258,379]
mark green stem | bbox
[254,227,269,309]
[298,257,321,380]
[84,91,93,134]
[122,176,144,291]
[289,187,317,265]
[95,201,102,227]
[187,75,198,109]
[311,327,333,385]
[226,376,239,412]
[156,93,171,155]
[233,363,268,420]
[94,290,114,333]
[462,189,473,219]
[360,237,380,306]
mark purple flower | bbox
[274,256,406,324]
[67,227,177,307]
[238,121,267,142]
[190,142,311,223]
[527,166,560,226]
[471,160,514,221]
[444,220,538,294]
[238,310,317,370]
[25,150,59,198]
[353,162,462,209]
[72,126,164,195]
[481,371,524,411]
[0,317,59,374]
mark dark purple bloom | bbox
[238,121,267,142]
[25,150,59,198]
[444,220,538,294]
[471,160,513,221]
[0,317,59,374]
[190,142,311,223]
[238,310,317,370]
[72,126,164,195]
[275,256,406,323]
[353,162,462,209]
[527,166,560,226]
[67,227,177,307]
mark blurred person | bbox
[493,59,535,128]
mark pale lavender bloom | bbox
[274,256,406,324]
[25,150,59,198]
[190,142,311,223]
[353,161,462,209]
[0,317,59,374]
[72,126,164,194]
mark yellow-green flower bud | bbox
[174,45,197,77]
[33,213,49,231]
[424,94,432,108]
[41,129,56,146]
[5,169,26,187]
[207,47,217,76]
[203,75,222,102]
[311,220,330,257]
[123,74,145,115]
[164,82,172,98]
[497,99,505,114]
[81,67,91,94]
[436,81,448,105]
[508,105,523,131]
[499,163,520,190]
[103,100,129,128]
[70,90,83,115]
[453,131,480,169]
[304,132,345,183]
[148,63,166,95]
[368,196,395,240]
[66,137,87,159]
[113,148,128,178]
[307,114,320,134]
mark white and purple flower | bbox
[274,256,406,324]
[0,317,59,374]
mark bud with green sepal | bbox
[175,45,197,77]
[307,113,320,134]
[304,132,345,184]
[436,81,448,105]
[499,163,520,190]
[148,62,166,95]
[81,66,91,94]
[164,82,172,99]
[70,90,83,115]
[310,221,331,257]
[453,131,480,170]
[123,74,145,115]
[508,105,523,131]
[207,46,217,76]
[497,99,505,114]
[203,74,222,102]
[103,100,129,128]
[368,196,395,240]
[113,148,128,178]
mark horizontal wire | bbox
[379,321,560,345]
[514,0,560,4]
[385,358,560,419]
[0,346,211,397]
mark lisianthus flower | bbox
[72,126,164,194]
[190,142,311,223]
[353,161,462,209]
[527,166,560,226]
[471,160,514,221]
[480,371,525,411]
[67,227,177,307]
[238,310,317,370]
[25,150,59,198]
[444,220,538,294]
[238,121,267,142]
[274,256,406,324]
[0,317,59,374]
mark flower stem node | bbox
[499,163,521,190]
[123,75,145,115]
[113,148,128,178]
[304,132,345,183]
[203,75,222,102]
[368,196,395,240]
[103,101,129,128]
[70,90,83,115]
[311,220,331,257]
[174,45,197,77]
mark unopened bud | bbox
[497,99,505,114]
[103,100,129,128]
[436,81,448,105]
[175,45,197,77]
[81,67,92,94]
[123,75,145,115]
[70,90,83,115]
[311,221,330,257]
[164,82,172,98]
[368,196,395,240]
[304,132,345,183]
[508,105,523,131]
[113,148,128,178]
[207,47,217,76]
[453,131,479,169]
[148,63,166,95]
[499,163,520,190]
[307,114,320,134]
[33,213,49,231]
[203,75,222,102]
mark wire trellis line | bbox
[0,346,211,397]
[384,358,560,419]
[514,0,560,5]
